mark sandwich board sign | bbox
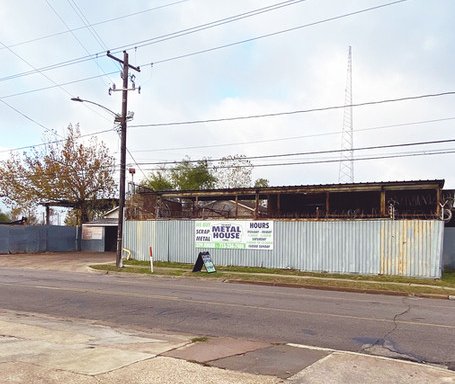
[192,251,216,273]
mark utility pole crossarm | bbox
[106,51,141,72]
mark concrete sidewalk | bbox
[0,310,453,384]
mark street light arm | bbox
[70,97,121,121]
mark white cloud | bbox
[1,0,455,189]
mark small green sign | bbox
[192,252,216,273]
[202,254,216,273]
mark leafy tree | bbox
[143,167,174,191]
[142,155,269,192]
[254,178,270,188]
[143,158,216,191]
[214,155,253,189]
[0,210,10,223]
[0,124,116,225]
[171,158,217,190]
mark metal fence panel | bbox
[443,227,455,269]
[0,227,9,253]
[47,226,77,252]
[123,221,157,261]
[0,226,77,254]
[379,220,443,278]
[274,221,380,274]
[124,219,443,277]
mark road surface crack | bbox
[360,299,420,362]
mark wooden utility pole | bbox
[107,50,140,268]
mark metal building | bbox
[123,180,448,278]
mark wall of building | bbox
[80,225,106,252]
[0,225,78,254]
[124,219,444,278]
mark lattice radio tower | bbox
[338,46,354,183]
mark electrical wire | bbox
[4,147,453,184]
[0,127,115,154]
[45,0,114,85]
[151,0,408,66]
[0,39,112,126]
[0,0,189,51]
[112,0,307,53]
[0,99,53,133]
[129,91,455,128]
[133,137,455,166]
[1,72,118,99]
[126,147,147,179]
[139,148,455,172]
[0,0,305,83]
[1,96,455,155]
[130,116,455,153]
[0,0,407,84]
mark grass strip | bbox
[123,260,455,288]
[89,263,455,297]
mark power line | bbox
[2,105,455,156]
[139,149,455,172]
[130,116,455,153]
[6,147,452,183]
[112,0,307,53]
[45,0,114,85]
[133,137,455,166]
[1,72,118,99]
[0,0,407,85]
[247,149,455,170]
[129,91,455,128]
[0,0,189,51]
[0,128,115,154]
[0,0,305,83]
[0,38,112,125]
[151,0,408,65]
[0,99,53,133]
[67,0,109,51]
[126,147,147,179]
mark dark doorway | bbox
[104,226,117,251]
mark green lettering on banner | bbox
[196,221,273,250]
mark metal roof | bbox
[137,179,445,199]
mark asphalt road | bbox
[0,267,453,366]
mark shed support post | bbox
[235,195,239,218]
[325,192,330,217]
[436,188,441,218]
[194,196,198,218]
[277,194,281,217]
[45,205,50,225]
[155,197,160,218]
[380,190,386,217]
[255,193,259,219]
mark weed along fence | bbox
[123,219,444,278]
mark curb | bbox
[224,279,452,300]
[88,265,454,300]
[286,343,453,372]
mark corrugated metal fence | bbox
[124,219,444,278]
[443,227,455,269]
[0,225,79,254]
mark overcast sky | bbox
[1,0,455,190]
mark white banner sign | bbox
[195,221,273,250]
[82,226,103,240]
